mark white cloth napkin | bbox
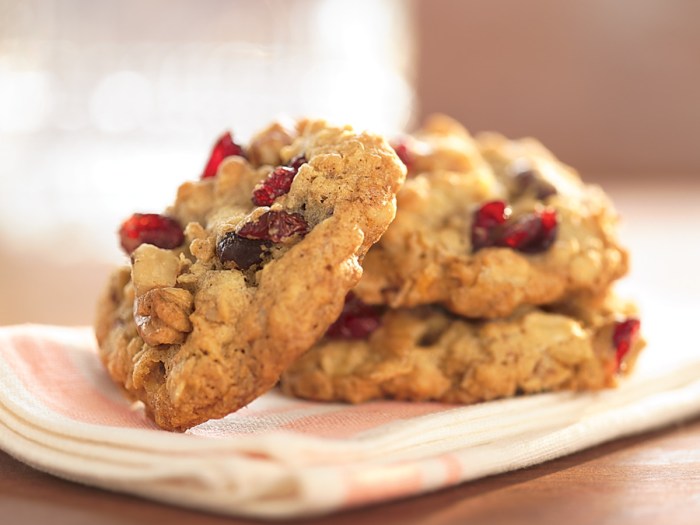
[1,298,699,519]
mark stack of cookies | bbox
[95,116,644,431]
[281,115,644,405]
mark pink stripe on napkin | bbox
[2,330,154,429]
[343,462,423,506]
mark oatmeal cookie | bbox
[95,120,406,431]
[280,293,644,404]
[355,115,628,318]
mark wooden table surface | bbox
[2,416,699,525]
[2,179,699,523]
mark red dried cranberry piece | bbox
[391,138,413,172]
[287,154,307,171]
[471,200,511,251]
[252,166,297,206]
[472,203,558,254]
[201,131,245,179]
[238,210,309,243]
[119,213,184,255]
[326,293,383,340]
[613,318,641,370]
[251,156,308,206]
[497,208,558,253]
[216,232,269,270]
[474,200,511,228]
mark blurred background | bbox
[1,0,698,325]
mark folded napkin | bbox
[1,298,699,519]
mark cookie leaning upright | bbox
[94,120,406,431]
[354,115,629,318]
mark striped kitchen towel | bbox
[1,303,699,519]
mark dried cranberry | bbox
[252,166,297,206]
[513,168,557,200]
[613,318,641,370]
[119,213,184,255]
[287,154,307,171]
[391,138,413,172]
[474,200,511,228]
[471,200,511,251]
[201,131,245,179]
[326,293,383,339]
[251,156,308,206]
[216,232,269,270]
[238,210,308,243]
[498,208,558,253]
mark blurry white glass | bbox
[0,0,415,264]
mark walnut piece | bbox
[247,120,296,166]
[134,287,193,346]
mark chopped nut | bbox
[131,244,181,295]
[134,287,193,346]
[247,121,296,166]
